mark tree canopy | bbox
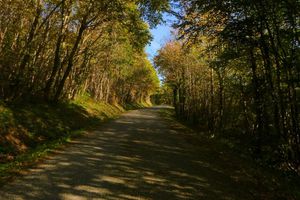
[0,0,166,103]
[155,0,300,173]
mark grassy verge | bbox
[122,101,152,110]
[158,106,300,200]
[0,95,145,184]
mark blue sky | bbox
[146,13,176,62]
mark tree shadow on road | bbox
[0,107,298,200]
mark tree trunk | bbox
[53,18,87,101]
[249,47,263,157]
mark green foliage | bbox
[138,0,170,27]
[0,0,166,103]
[0,104,14,132]
[156,0,300,174]
[151,84,173,105]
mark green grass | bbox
[0,137,66,183]
[122,101,152,110]
[0,95,128,183]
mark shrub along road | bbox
[0,106,297,200]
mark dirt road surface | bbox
[0,106,263,200]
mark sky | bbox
[145,13,176,62]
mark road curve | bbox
[0,106,256,200]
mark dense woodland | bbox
[0,0,299,177]
[155,0,300,174]
[0,0,166,104]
